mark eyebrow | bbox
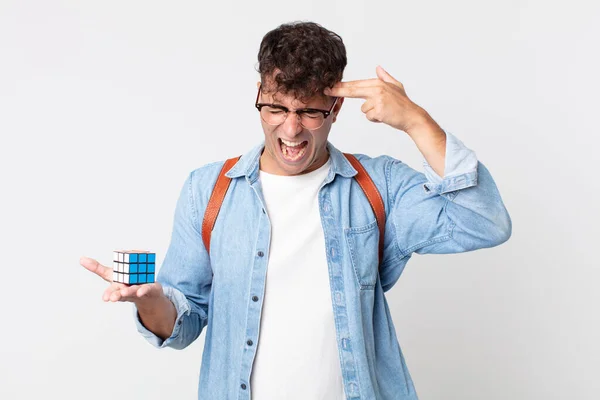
[263,103,324,111]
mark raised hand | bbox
[324,65,428,133]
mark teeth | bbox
[280,138,304,147]
[281,144,307,161]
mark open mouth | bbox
[278,138,309,162]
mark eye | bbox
[301,111,321,119]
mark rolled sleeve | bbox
[422,130,478,196]
[133,285,192,348]
[381,129,512,291]
[388,128,512,254]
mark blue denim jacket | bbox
[135,131,511,399]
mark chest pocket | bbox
[344,219,380,290]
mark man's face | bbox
[257,81,344,176]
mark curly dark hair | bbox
[256,21,347,103]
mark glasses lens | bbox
[260,107,286,126]
[260,107,325,129]
[299,112,325,130]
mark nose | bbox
[280,111,303,137]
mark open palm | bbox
[80,256,163,303]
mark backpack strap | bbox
[201,154,386,267]
[343,153,386,267]
[201,156,241,254]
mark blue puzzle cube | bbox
[112,250,156,285]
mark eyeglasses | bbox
[255,84,338,130]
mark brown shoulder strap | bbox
[343,153,386,266]
[201,156,241,254]
[201,154,386,267]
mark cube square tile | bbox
[112,250,156,285]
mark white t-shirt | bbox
[250,157,346,399]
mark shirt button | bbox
[252,296,259,302]
[247,339,253,346]
[241,383,247,390]
[257,251,264,257]
[262,208,266,214]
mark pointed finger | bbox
[324,79,380,96]
[329,78,380,88]
[324,85,378,99]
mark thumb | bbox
[376,65,399,85]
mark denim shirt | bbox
[134,130,512,400]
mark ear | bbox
[332,97,344,123]
[256,81,261,89]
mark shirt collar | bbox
[225,140,358,183]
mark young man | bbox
[81,21,511,400]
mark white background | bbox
[1,0,598,399]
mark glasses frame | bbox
[254,83,338,130]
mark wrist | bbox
[135,291,168,315]
[404,108,433,137]
[406,112,444,142]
